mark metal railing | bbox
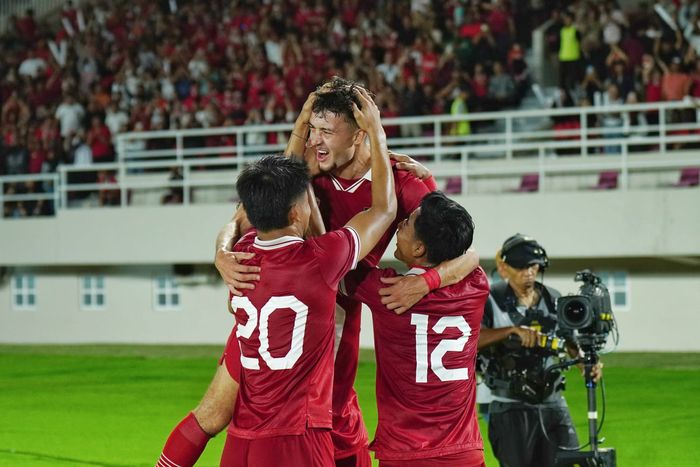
[115,99,700,162]
[0,0,70,34]
[0,173,60,217]
[1,100,699,219]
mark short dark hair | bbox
[236,155,310,232]
[312,77,366,127]
[414,192,474,265]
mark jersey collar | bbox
[329,169,372,193]
[253,235,304,250]
[405,266,428,276]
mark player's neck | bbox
[409,258,434,269]
[333,146,371,180]
[256,224,304,241]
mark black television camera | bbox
[554,270,618,466]
[556,270,615,352]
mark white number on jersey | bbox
[410,313,472,383]
[232,295,308,370]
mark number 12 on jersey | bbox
[410,313,472,383]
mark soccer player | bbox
[216,78,479,466]
[338,191,489,466]
[157,87,395,467]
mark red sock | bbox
[156,412,212,467]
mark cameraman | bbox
[478,234,602,467]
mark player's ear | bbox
[413,240,426,261]
[288,202,301,225]
[352,128,366,146]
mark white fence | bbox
[0,0,69,34]
[2,99,700,217]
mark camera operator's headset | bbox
[500,233,550,270]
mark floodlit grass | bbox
[1,346,699,466]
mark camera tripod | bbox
[550,351,617,466]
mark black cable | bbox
[597,376,606,437]
[537,370,607,452]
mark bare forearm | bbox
[284,121,308,160]
[434,248,479,287]
[216,219,238,255]
[215,207,247,255]
[307,185,326,237]
[368,130,396,216]
[478,327,516,350]
[345,132,396,259]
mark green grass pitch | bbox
[1,346,699,466]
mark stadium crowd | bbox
[545,0,700,148]
[2,0,700,217]
[0,0,539,217]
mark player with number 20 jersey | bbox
[227,227,360,439]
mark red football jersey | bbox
[312,166,430,457]
[226,227,360,439]
[340,266,490,461]
[312,165,429,268]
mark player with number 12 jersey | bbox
[342,265,489,463]
[339,192,490,465]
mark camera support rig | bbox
[548,352,616,467]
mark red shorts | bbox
[379,449,485,467]
[219,328,241,384]
[220,429,334,467]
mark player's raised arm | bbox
[345,87,397,261]
[214,205,260,295]
[284,92,314,160]
[306,184,326,237]
[284,91,321,176]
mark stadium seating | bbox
[673,167,700,187]
[513,173,539,192]
[444,177,462,194]
[593,171,619,190]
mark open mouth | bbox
[316,149,329,162]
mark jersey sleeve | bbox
[310,227,360,288]
[339,266,397,313]
[396,169,430,221]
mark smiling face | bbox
[307,111,360,174]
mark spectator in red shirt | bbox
[87,116,113,163]
[659,56,691,102]
[27,139,47,174]
[14,9,37,45]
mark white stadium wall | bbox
[1,188,699,350]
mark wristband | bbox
[423,175,438,192]
[422,268,441,291]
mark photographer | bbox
[478,234,603,467]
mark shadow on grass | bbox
[0,449,141,466]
